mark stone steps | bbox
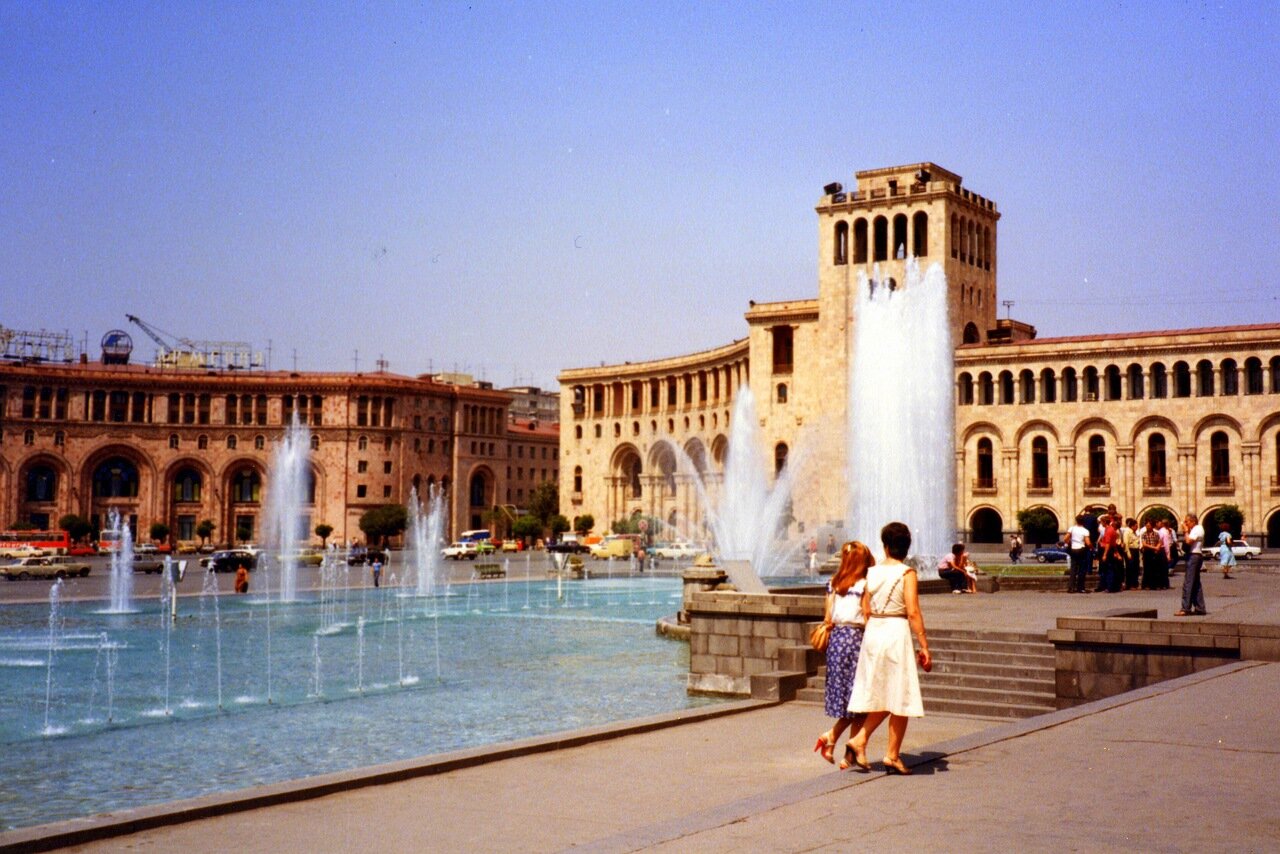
[796,629,1057,720]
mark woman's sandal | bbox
[883,756,911,775]
[813,733,835,764]
[841,743,871,772]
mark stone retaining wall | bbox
[685,590,823,696]
[1048,611,1280,708]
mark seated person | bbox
[937,543,978,594]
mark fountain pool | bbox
[0,573,705,831]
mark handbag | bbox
[809,622,831,652]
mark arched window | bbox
[469,471,488,507]
[1244,357,1263,395]
[1197,360,1214,397]
[573,466,583,493]
[1088,435,1107,485]
[25,465,57,502]
[982,226,992,270]
[173,468,202,503]
[957,373,974,405]
[1173,362,1191,397]
[976,438,994,488]
[93,457,140,498]
[24,429,34,445]
[1063,367,1078,402]
[1123,364,1142,400]
[227,435,238,450]
[1150,363,1167,398]
[1083,367,1100,401]
[168,433,179,449]
[853,218,868,263]
[978,372,994,406]
[912,211,928,256]
[254,435,265,450]
[774,442,789,474]
[999,371,1015,404]
[632,421,640,436]
[1040,368,1057,403]
[950,213,959,258]
[1104,365,1122,401]
[231,468,260,503]
[574,425,583,440]
[892,213,908,258]
[1147,434,1167,484]
[1030,437,1049,488]
[304,469,317,504]
[1210,431,1231,484]
[358,435,368,451]
[833,221,848,265]
[872,216,888,262]
[310,435,320,450]
[962,322,980,344]
[613,423,621,438]
[777,383,788,403]
[1221,359,1238,396]
[594,424,602,439]
[1019,370,1035,404]
[1271,357,1280,393]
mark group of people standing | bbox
[813,522,930,776]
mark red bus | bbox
[0,530,72,556]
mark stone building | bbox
[558,162,1280,547]
[0,358,559,546]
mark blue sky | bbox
[2,2,1276,387]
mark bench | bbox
[474,563,506,579]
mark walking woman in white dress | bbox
[846,521,932,775]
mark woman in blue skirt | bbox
[814,541,873,770]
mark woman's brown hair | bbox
[831,540,875,595]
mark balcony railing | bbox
[1143,476,1172,495]
[1082,476,1111,494]
[1272,476,1280,496]
[1026,477,1053,493]
[1205,475,1236,494]
[772,362,794,376]
[972,477,997,494]
[571,403,585,418]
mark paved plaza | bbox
[5,563,1279,853]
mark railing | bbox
[1026,477,1053,493]
[972,477,997,493]
[1205,476,1236,494]
[772,362,793,375]
[571,403,585,418]
[570,491,583,504]
[1082,476,1111,494]
[1143,476,1172,494]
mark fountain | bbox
[406,484,447,597]
[679,385,802,590]
[104,510,135,614]
[848,257,955,565]
[264,413,312,602]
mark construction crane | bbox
[125,315,265,371]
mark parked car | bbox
[200,550,258,573]
[1199,538,1262,560]
[132,555,166,574]
[590,535,639,560]
[652,541,703,560]
[547,536,589,554]
[501,540,521,553]
[442,542,479,560]
[2,556,91,580]
[68,544,99,557]
[1032,546,1070,563]
[346,546,387,566]
[0,545,46,559]
[134,543,159,555]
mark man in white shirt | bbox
[1066,514,1092,594]
[1177,513,1206,616]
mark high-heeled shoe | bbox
[841,743,871,771]
[813,732,835,764]
[883,756,911,775]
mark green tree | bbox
[527,481,559,527]
[1016,508,1060,547]
[1139,506,1177,528]
[611,516,639,535]
[1214,504,1244,537]
[59,514,94,544]
[573,514,595,537]
[315,523,334,548]
[549,514,570,538]
[359,504,409,547]
[512,514,543,541]
[149,522,171,544]
[196,519,216,546]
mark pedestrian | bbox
[1121,518,1141,590]
[937,543,977,594]
[1176,513,1206,616]
[846,522,931,775]
[1139,519,1168,590]
[827,534,837,556]
[1009,533,1023,565]
[1217,522,1236,580]
[813,541,872,770]
[234,564,250,594]
[372,557,382,588]
[1066,514,1092,594]
[1096,515,1122,593]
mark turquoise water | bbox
[0,576,710,830]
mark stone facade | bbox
[0,360,558,546]
[558,162,1280,547]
